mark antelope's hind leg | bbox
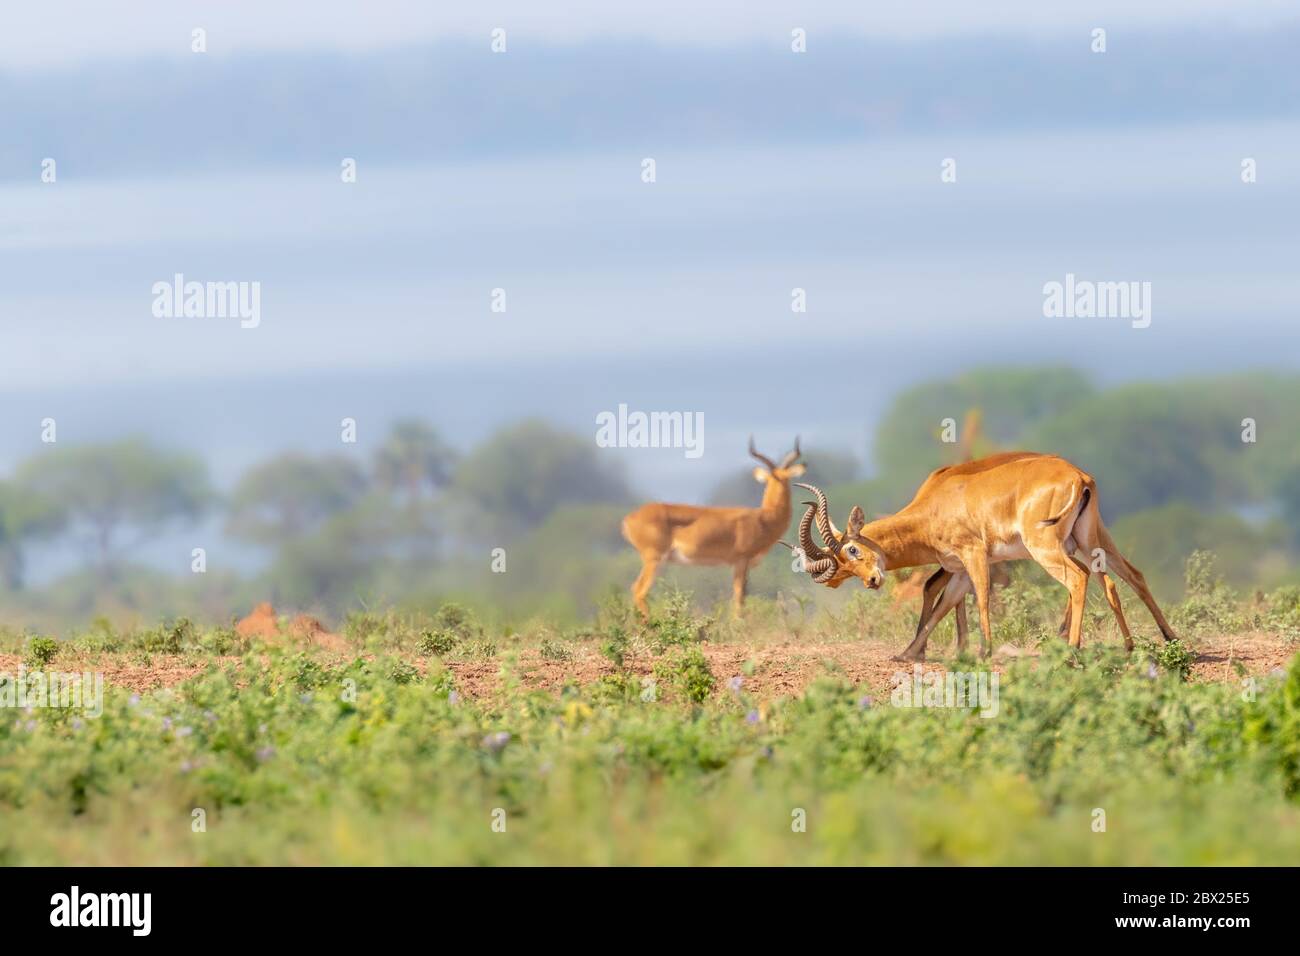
[631,552,662,618]
[1024,536,1089,649]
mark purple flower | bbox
[745,709,760,725]
[71,718,84,731]
[727,676,745,693]
[448,690,461,705]
[1146,663,1158,679]
[161,717,173,731]
[129,694,141,707]
[858,696,874,709]
[481,731,511,753]
[255,745,276,762]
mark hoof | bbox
[891,652,926,664]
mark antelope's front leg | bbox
[963,553,995,658]
[893,571,967,663]
[731,560,750,617]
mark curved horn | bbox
[796,501,832,563]
[810,560,839,584]
[795,482,843,554]
[779,435,802,469]
[777,538,836,580]
[748,436,777,471]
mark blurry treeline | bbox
[1,366,1297,631]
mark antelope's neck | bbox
[759,479,792,524]
[862,511,938,569]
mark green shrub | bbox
[1137,637,1195,681]
[642,589,711,654]
[1172,550,1247,635]
[538,636,573,661]
[1263,586,1300,642]
[197,626,244,656]
[654,646,716,705]
[593,592,633,668]
[417,629,459,657]
[460,639,498,660]
[23,636,59,669]
[1242,654,1300,796]
[432,602,482,640]
[380,657,420,685]
[132,618,194,654]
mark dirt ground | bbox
[439,631,1295,699]
[2,631,1293,701]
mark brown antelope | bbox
[891,409,1009,607]
[622,438,828,617]
[790,452,1176,660]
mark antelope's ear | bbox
[785,463,807,478]
[846,505,866,536]
[753,466,769,483]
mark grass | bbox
[2,560,1299,865]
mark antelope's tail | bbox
[1039,481,1091,528]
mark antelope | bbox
[789,452,1176,660]
[622,438,836,618]
[891,409,1010,607]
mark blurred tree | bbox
[1027,383,1244,519]
[0,481,65,589]
[264,505,390,610]
[872,367,1093,503]
[476,503,636,616]
[227,453,368,545]
[450,420,632,534]
[708,448,859,505]
[373,419,456,503]
[1277,466,1300,551]
[16,440,212,571]
[1109,502,1287,600]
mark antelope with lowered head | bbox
[622,438,828,617]
[789,452,1176,660]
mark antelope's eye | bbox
[847,545,861,559]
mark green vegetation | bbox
[1,599,1298,864]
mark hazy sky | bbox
[2,3,1297,490]
[5,1,1298,68]
[2,2,1298,581]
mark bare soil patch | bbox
[5,631,1289,701]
